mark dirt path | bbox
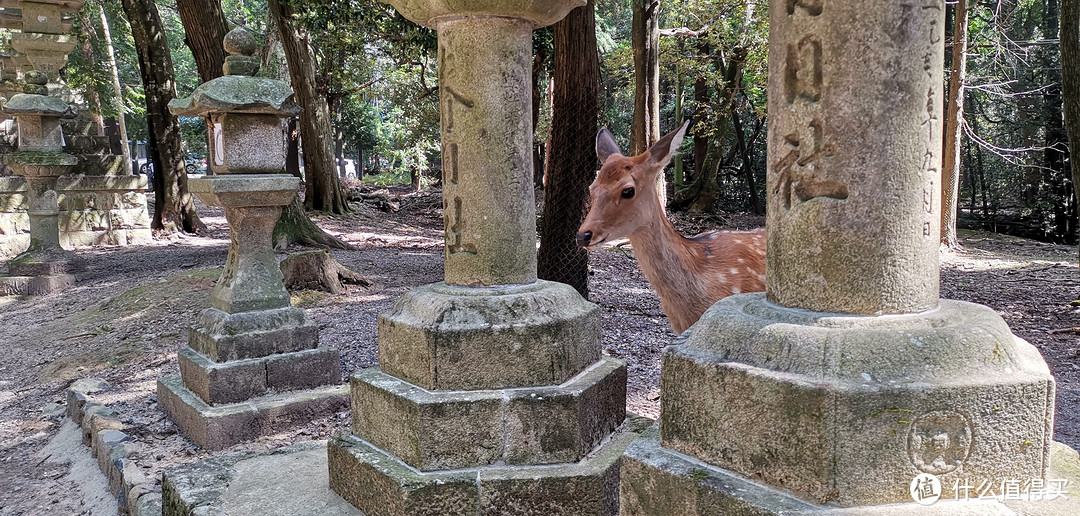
[0,189,1076,514]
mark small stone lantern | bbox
[0,69,82,296]
[157,28,347,450]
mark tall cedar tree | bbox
[268,0,349,214]
[632,0,663,206]
[121,0,203,233]
[538,0,600,298]
[940,0,968,248]
[1063,0,1080,262]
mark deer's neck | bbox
[626,207,705,329]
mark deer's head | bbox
[577,122,688,249]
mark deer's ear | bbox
[646,121,689,170]
[596,128,622,164]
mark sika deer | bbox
[576,122,766,334]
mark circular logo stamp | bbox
[910,473,943,505]
[907,410,973,475]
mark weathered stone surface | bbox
[350,366,504,471]
[659,295,1055,506]
[266,347,342,392]
[329,435,479,516]
[168,77,300,118]
[66,377,108,423]
[384,0,584,28]
[350,357,625,471]
[188,306,319,362]
[329,415,647,516]
[8,247,84,276]
[177,347,269,405]
[765,0,943,315]
[2,93,75,117]
[189,175,299,207]
[162,441,360,516]
[378,281,601,390]
[623,424,1080,516]
[428,17,538,286]
[157,375,348,450]
[504,357,626,465]
[0,272,75,296]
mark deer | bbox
[576,122,766,334]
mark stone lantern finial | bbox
[222,27,260,77]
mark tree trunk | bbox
[692,75,708,183]
[176,0,228,83]
[1062,0,1080,262]
[1043,0,1074,244]
[99,4,131,174]
[121,0,203,234]
[632,0,664,207]
[537,0,600,298]
[940,0,968,248]
[76,8,105,135]
[269,0,350,214]
[176,0,228,175]
[732,107,761,214]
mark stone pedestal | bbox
[157,175,347,450]
[620,0,1057,514]
[327,0,639,514]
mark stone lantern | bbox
[156,28,347,450]
[0,69,82,296]
[326,1,641,514]
[9,0,83,89]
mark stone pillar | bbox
[327,1,642,514]
[0,69,82,296]
[156,29,347,450]
[620,1,1057,513]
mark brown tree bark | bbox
[632,0,664,207]
[1062,0,1080,262]
[177,0,228,177]
[631,0,661,155]
[121,0,204,234]
[537,0,600,298]
[76,8,105,135]
[940,0,968,248]
[176,0,228,83]
[269,0,349,214]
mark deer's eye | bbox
[621,187,635,199]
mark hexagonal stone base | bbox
[351,356,626,471]
[377,280,601,390]
[188,306,318,362]
[157,375,348,450]
[660,295,1055,506]
[328,415,651,516]
[0,272,75,296]
[177,346,341,405]
[622,424,1080,515]
[8,247,85,276]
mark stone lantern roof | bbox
[168,27,300,118]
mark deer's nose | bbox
[576,231,593,247]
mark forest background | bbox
[38,0,1080,286]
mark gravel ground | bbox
[0,185,1076,515]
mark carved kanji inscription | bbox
[787,0,824,16]
[773,120,848,209]
[447,197,477,255]
[785,36,824,104]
